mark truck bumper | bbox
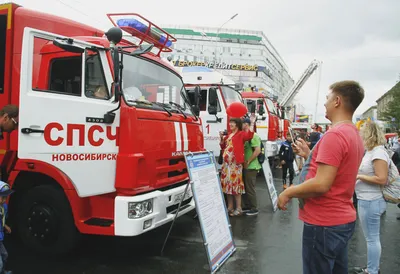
[265,141,279,157]
[114,182,195,236]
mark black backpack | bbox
[254,141,265,164]
[309,132,321,143]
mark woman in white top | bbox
[354,122,389,274]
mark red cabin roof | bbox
[241,92,265,99]
[385,133,397,141]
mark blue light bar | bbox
[116,19,172,47]
[159,36,172,47]
[117,19,147,33]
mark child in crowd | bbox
[279,132,295,189]
[0,181,13,274]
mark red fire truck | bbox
[0,3,202,254]
[179,68,245,168]
[241,92,280,157]
[243,60,321,156]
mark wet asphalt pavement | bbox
[5,170,400,274]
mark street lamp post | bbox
[214,13,238,65]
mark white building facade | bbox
[161,25,294,100]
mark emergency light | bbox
[107,13,176,56]
[116,18,172,47]
[117,19,172,47]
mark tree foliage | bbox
[381,81,400,130]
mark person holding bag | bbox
[354,121,389,274]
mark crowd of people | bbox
[1,79,400,274]
[218,80,399,274]
[276,80,400,274]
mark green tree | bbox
[381,81,400,131]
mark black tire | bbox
[16,185,80,254]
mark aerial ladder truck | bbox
[278,59,321,133]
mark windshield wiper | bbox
[152,102,173,117]
[126,99,172,117]
[169,102,187,119]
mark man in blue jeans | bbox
[278,80,365,274]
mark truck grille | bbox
[167,197,193,214]
[168,158,187,178]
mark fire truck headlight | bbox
[128,199,153,219]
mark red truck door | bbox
[18,28,119,197]
[0,4,15,158]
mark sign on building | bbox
[173,61,258,71]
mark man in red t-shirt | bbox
[278,81,365,274]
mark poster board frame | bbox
[184,151,236,273]
[262,160,278,212]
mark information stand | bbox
[262,161,278,212]
[184,151,236,273]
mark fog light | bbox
[143,219,152,229]
[128,199,153,219]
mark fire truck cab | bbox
[241,92,280,158]
[180,67,243,168]
[0,3,202,254]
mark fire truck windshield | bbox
[121,54,193,115]
[220,86,242,107]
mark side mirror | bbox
[250,101,256,114]
[208,87,218,107]
[208,87,218,115]
[105,27,123,45]
[104,112,116,124]
[258,100,265,116]
[234,82,244,91]
[131,44,154,56]
[191,86,201,117]
[192,105,200,116]
[208,106,218,115]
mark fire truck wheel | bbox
[17,185,80,254]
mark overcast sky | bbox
[6,0,400,123]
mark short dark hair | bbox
[329,80,365,112]
[230,118,243,131]
[0,104,19,118]
[242,118,251,125]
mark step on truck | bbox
[0,3,203,254]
